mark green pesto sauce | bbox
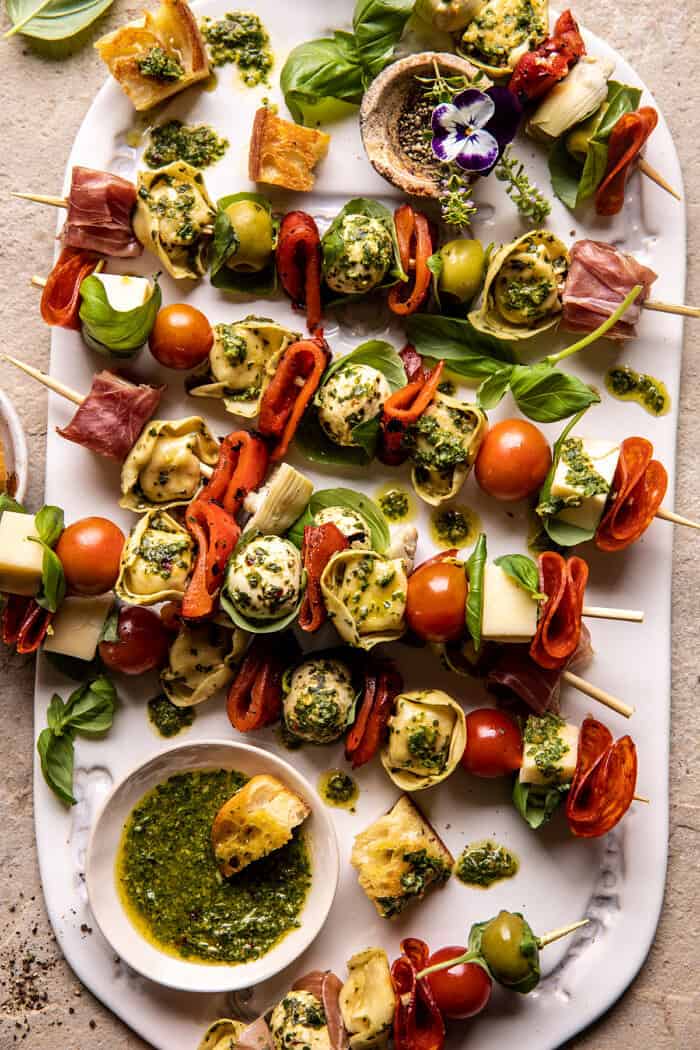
[201,11,273,85]
[376,848,451,918]
[318,769,359,811]
[137,46,184,82]
[605,366,670,417]
[430,505,481,548]
[524,714,568,782]
[118,770,311,965]
[147,694,195,738]
[500,276,553,319]
[455,840,519,888]
[377,486,411,523]
[144,120,229,170]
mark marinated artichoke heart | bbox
[381,689,467,791]
[386,523,418,574]
[314,506,372,549]
[340,948,395,1049]
[197,1019,247,1050]
[116,509,193,605]
[526,55,615,143]
[244,464,314,535]
[134,161,215,279]
[460,0,548,77]
[270,991,331,1050]
[224,198,274,272]
[120,417,219,512]
[323,215,393,295]
[316,364,392,447]
[283,657,356,743]
[161,622,247,707]
[187,316,298,417]
[415,0,485,32]
[407,392,487,506]
[320,550,407,650]
[469,230,570,341]
[225,534,302,622]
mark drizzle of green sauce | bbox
[605,366,670,417]
[200,12,273,85]
[430,505,481,548]
[118,770,311,965]
[455,841,519,888]
[144,120,229,170]
[147,694,195,738]
[318,769,359,812]
[377,485,411,523]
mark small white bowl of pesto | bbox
[86,739,340,993]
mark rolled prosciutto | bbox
[57,370,163,461]
[62,167,142,258]
[562,239,657,340]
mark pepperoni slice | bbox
[392,938,445,1050]
[595,107,658,217]
[40,247,100,329]
[595,436,668,551]
[529,552,588,670]
[566,717,638,837]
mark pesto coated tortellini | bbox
[187,317,299,417]
[161,622,247,707]
[197,1019,247,1050]
[407,392,487,506]
[134,161,216,279]
[469,230,569,340]
[381,689,467,791]
[283,657,356,744]
[120,417,219,512]
[115,509,194,605]
[320,550,407,650]
[460,0,548,78]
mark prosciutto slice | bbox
[57,371,163,461]
[63,167,142,258]
[486,624,593,714]
[292,971,349,1050]
[236,1018,275,1050]
[561,240,657,340]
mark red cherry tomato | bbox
[426,946,492,1020]
[149,304,213,370]
[475,419,552,501]
[406,559,467,643]
[99,606,170,675]
[55,517,125,596]
[461,708,523,778]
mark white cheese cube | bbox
[551,437,619,532]
[43,594,113,662]
[0,511,44,596]
[481,562,538,643]
[520,717,580,786]
[95,273,151,313]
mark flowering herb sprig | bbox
[494,146,552,223]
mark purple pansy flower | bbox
[431,87,523,175]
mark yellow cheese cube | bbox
[0,511,44,596]
[551,437,619,532]
[43,595,113,662]
[481,562,538,643]
[520,716,580,786]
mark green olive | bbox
[479,911,534,984]
[224,200,273,273]
[565,102,608,164]
[438,239,485,303]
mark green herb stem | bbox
[3,0,52,36]
[545,285,642,366]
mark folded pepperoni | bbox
[299,523,348,632]
[566,717,637,837]
[40,247,101,329]
[529,552,588,670]
[595,436,668,551]
[595,107,658,217]
[392,938,445,1050]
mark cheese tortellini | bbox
[187,317,299,417]
[115,509,194,605]
[460,0,548,77]
[381,689,467,791]
[320,550,407,649]
[134,161,216,279]
[283,657,356,744]
[270,991,332,1050]
[407,392,487,506]
[316,364,392,448]
[120,417,219,512]
[223,534,303,627]
[161,623,247,707]
[197,1019,247,1050]
[313,506,372,549]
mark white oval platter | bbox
[33,2,684,1047]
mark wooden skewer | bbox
[31,275,47,289]
[656,506,700,531]
[12,191,68,208]
[633,794,650,804]
[537,919,589,949]
[582,606,644,623]
[644,299,700,319]
[638,158,681,202]
[561,670,634,719]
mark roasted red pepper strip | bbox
[182,500,241,620]
[399,344,426,383]
[392,938,445,1050]
[1,595,32,646]
[226,637,288,732]
[388,205,433,317]
[345,659,403,767]
[276,211,323,332]
[16,603,53,654]
[299,523,348,633]
[40,247,101,329]
[509,10,585,102]
[379,360,445,466]
[566,717,638,837]
[530,552,588,670]
[258,337,330,461]
[595,107,659,216]
[595,436,667,551]
[198,431,269,517]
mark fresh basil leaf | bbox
[32,544,66,613]
[512,778,569,830]
[287,487,390,552]
[210,206,239,278]
[353,0,414,80]
[477,365,514,410]
[465,534,487,652]
[281,33,365,124]
[37,727,75,805]
[494,554,545,600]
[5,0,113,41]
[98,606,120,644]
[294,409,373,467]
[79,276,161,357]
[0,494,26,515]
[548,137,582,209]
[536,409,597,548]
[63,676,117,736]
[406,314,515,379]
[220,573,307,635]
[595,81,642,141]
[577,139,609,202]
[350,415,382,459]
[46,694,67,735]
[34,505,64,548]
[509,363,600,423]
[322,339,406,392]
[210,193,278,295]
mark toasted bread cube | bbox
[249,107,330,192]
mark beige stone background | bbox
[0,1,699,1047]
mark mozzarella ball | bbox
[225,535,302,621]
[316,364,391,447]
[284,658,356,744]
[324,215,393,295]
